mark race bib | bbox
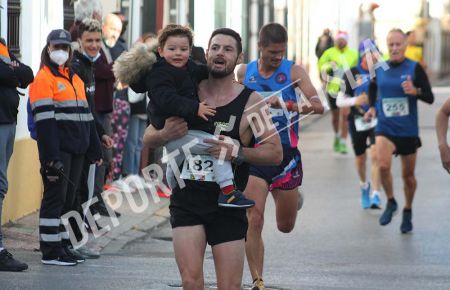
[258,91,285,117]
[382,98,409,117]
[180,154,215,182]
[354,116,378,132]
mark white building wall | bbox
[193,0,215,48]
[0,0,7,39]
[226,0,243,34]
[100,0,121,16]
[129,0,143,43]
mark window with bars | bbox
[7,0,20,56]
[63,0,75,31]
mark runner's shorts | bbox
[349,120,375,156]
[327,92,338,110]
[169,183,248,246]
[376,133,422,156]
[249,146,303,191]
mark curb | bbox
[99,205,170,254]
[2,193,171,256]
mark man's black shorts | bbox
[327,92,338,110]
[169,184,248,246]
[349,120,375,156]
[376,133,422,156]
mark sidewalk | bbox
[3,187,170,254]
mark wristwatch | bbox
[231,146,245,165]
[416,87,422,97]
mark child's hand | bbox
[198,102,216,121]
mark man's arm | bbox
[143,117,188,149]
[364,79,378,121]
[436,97,450,174]
[291,64,324,114]
[412,64,434,104]
[241,92,283,165]
[71,58,107,139]
[10,53,34,88]
[205,91,283,166]
[318,49,332,81]
[0,60,19,87]
[336,68,368,108]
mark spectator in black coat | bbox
[0,38,34,272]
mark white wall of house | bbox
[100,0,121,17]
[193,0,215,48]
[0,0,7,39]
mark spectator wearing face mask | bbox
[29,29,102,266]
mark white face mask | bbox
[49,50,69,66]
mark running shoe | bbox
[218,190,255,208]
[400,209,413,234]
[338,141,348,154]
[41,255,77,266]
[76,246,100,259]
[379,198,398,226]
[333,137,340,152]
[252,278,265,290]
[0,250,28,271]
[64,246,85,263]
[370,192,381,209]
[361,183,371,209]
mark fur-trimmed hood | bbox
[112,38,158,85]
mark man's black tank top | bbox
[170,87,254,208]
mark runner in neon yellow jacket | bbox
[318,31,358,154]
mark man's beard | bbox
[210,68,233,79]
[209,59,238,79]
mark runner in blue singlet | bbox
[365,29,434,234]
[236,23,324,290]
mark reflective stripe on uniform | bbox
[60,231,70,240]
[31,98,54,109]
[54,100,89,108]
[40,233,61,242]
[0,55,11,64]
[39,218,60,227]
[55,113,94,122]
[34,111,55,122]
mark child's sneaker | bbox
[218,190,255,208]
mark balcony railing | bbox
[7,0,21,57]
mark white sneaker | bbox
[125,175,147,190]
[111,179,131,192]
[41,256,77,266]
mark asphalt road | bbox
[1,89,449,290]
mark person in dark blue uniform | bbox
[365,28,434,234]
